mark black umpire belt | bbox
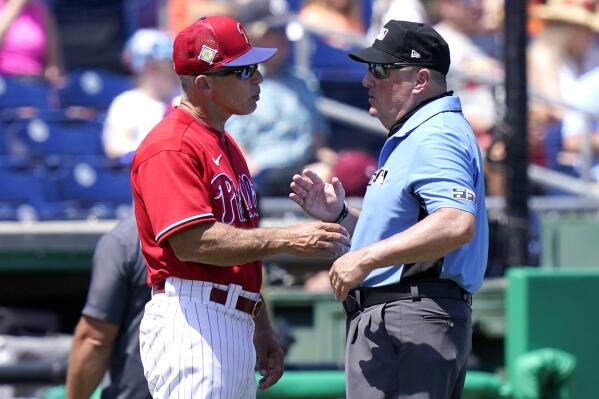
[343,280,472,316]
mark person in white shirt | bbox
[562,67,599,180]
[102,29,180,159]
[433,0,502,140]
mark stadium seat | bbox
[0,75,52,109]
[57,69,133,109]
[0,168,57,221]
[52,162,132,219]
[0,120,7,155]
[5,114,103,163]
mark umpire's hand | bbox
[289,169,346,222]
[330,248,372,301]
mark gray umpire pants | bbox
[345,296,472,399]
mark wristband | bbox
[333,201,349,224]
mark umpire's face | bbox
[363,65,423,130]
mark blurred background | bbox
[0,0,598,398]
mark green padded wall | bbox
[506,268,599,399]
[541,215,599,268]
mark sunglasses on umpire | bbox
[367,63,411,79]
[203,64,259,80]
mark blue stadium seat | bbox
[308,37,365,82]
[0,168,58,221]
[5,115,103,163]
[0,75,51,109]
[57,69,133,109]
[52,162,132,219]
[0,120,7,155]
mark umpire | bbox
[66,215,150,399]
[290,20,488,398]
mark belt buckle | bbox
[463,291,472,306]
[251,297,263,318]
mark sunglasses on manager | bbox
[203,64,259,80]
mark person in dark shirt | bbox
[66,216,151,399]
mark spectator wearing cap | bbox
[528,0,599,169]
[130,15,351,398]
[332,150,377,197]
[102,29,179,159]
[290,20,488,399]
[226,8,334,196]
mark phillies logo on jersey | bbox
[211,172,258,225]
[239,173,259,219]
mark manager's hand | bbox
[283,222,350,258]
[254,329,284,390]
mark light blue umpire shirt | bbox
[350,94,488,294]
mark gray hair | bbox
[430,70,447,89]
[178,75,196,92]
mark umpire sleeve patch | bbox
[452,187,476,203]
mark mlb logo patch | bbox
[376,28,388,41]
[198,45,217,64]
[452,187,476,203]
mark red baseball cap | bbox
[173,16,278,75]
[333,150,378,197]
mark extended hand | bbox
[285,222,351,258]
[289,169,345,222]
[329,249,371,301]
[254,331,284,390]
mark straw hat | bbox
[531,0,599,31]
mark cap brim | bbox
[349,46,402,64]
[225,47,278,66]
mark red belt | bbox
[152,281,263,318]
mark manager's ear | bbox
[195,75,212,92]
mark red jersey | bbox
[131,107,262,292]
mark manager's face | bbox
[204,63,264,116]
[363,63,419,130]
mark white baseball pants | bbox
[139,277,260,399]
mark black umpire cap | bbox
[349,20,451,75]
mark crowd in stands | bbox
[0,0,598,222]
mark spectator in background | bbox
[433,0,502,151]
[166,0,234,34]
[102,29,179,159]
[52,0,128,72]
[0,0,63,84]
[166,0,289,35]
[562,67,599,180]
[528,0,599,166]
[299,0,365,49]
[226,14,334,196]
[66,216,151,399]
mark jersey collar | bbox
[387,91,461,139]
